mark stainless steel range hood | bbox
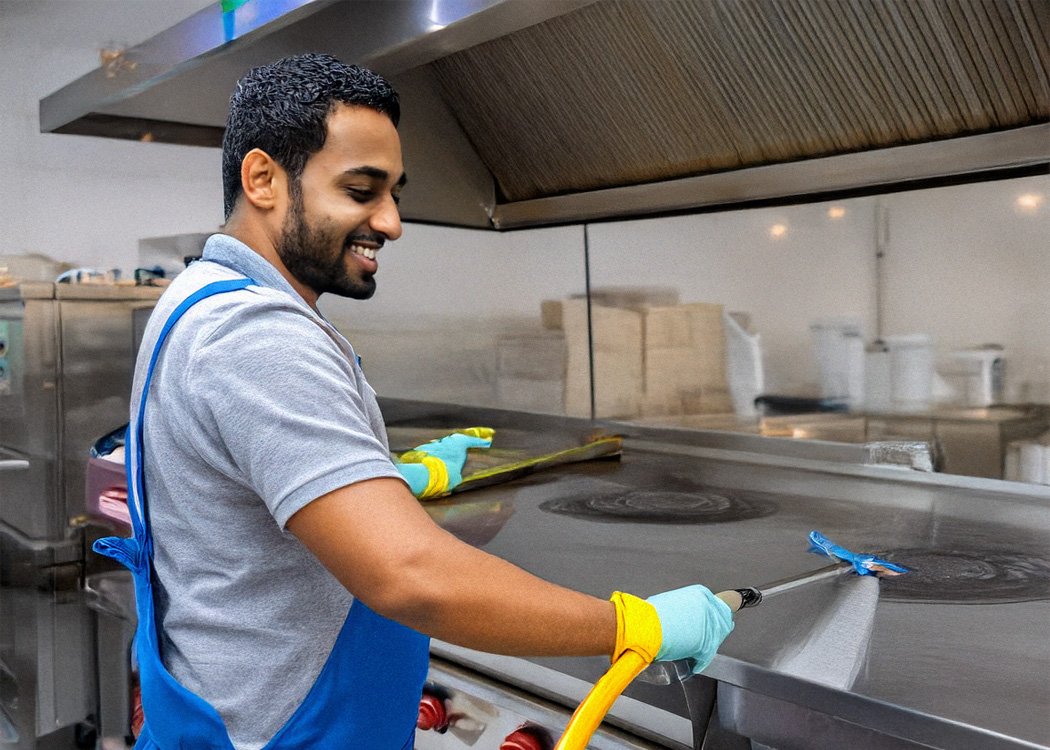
[41,0,1050,229]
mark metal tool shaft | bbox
[718,560,852,611]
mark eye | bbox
[345,187,374,202]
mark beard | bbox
[275,182,377,300]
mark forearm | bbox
[380,530,617,656]
[288,477,617,657]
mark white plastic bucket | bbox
[885,334,934,411]
[810,319,865,407]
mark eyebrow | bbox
[344,166,408,189]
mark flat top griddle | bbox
[417,436,1050,749]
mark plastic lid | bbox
[883,333,932,348]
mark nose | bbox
[371,194,402,241]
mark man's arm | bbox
[286,477,617,657]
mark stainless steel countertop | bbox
[383,400,1050,749]
[0,282,166,301]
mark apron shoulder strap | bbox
[126,277,256,556]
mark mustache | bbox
[345,233,386,249]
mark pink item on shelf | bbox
[85,455,131,531]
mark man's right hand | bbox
[610,585,734,674]
[648,585,735,673]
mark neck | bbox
[222,217,321,310]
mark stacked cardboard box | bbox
[495,330,567,413]
[535,293,732,419]
[639,302,733,417]
[561,298,643,418]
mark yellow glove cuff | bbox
[609,591,662,665]
[456,426,495,440]
[397,452,449,498]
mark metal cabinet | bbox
[0,283,159,543]
[0,281,160,748]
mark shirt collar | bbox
[201,233,307,306]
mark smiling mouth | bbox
[348,243,378,260]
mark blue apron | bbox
[94,278,430,749]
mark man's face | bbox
[275,104,405,300]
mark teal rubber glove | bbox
[647,584,735,674]
[395,428,494,499]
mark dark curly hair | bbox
[221,53,400,220]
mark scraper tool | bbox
[640,530,908,685]
[714,529,908,613]
[553,531,908,750]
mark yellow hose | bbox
[554,590,740,749]
[553,650,650,750]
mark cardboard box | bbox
[549,296,733,419]
[495,331,567,413]
[561,299,643,418]
[540,299,564,330]
[641,303,731,416]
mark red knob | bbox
[500,728,546,750]
[416,693,448,731]
[130,686,144,738]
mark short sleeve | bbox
[183,297,403,527]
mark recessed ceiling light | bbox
[1016,193,1044,213]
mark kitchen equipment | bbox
[561,530,905,750]
[83,570,138,749]
[37,1,1050,230]
[0,280,161,544]
[866,404,1047,479]
[939,347,1006,407]
[387,399,1050,750]
[0,278,161,748]
[639,532,905,687]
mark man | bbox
[96,53,734,749]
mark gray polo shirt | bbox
[134,234,405,749]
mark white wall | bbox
[584,177,1050,396]
[321,223,587,327]
[0,0,222,268]
[587,197,878,393]
[881,178,1050,398]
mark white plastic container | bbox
[810,319,865,408]
[885,333,934,411]
[723,310,764,418]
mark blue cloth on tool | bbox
[647,584,735,674]
[808,530,909,576]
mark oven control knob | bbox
[500,727,547,750]
[416,693,448,731]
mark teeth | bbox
[350,245,377,260]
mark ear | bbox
[240,148,286,211]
